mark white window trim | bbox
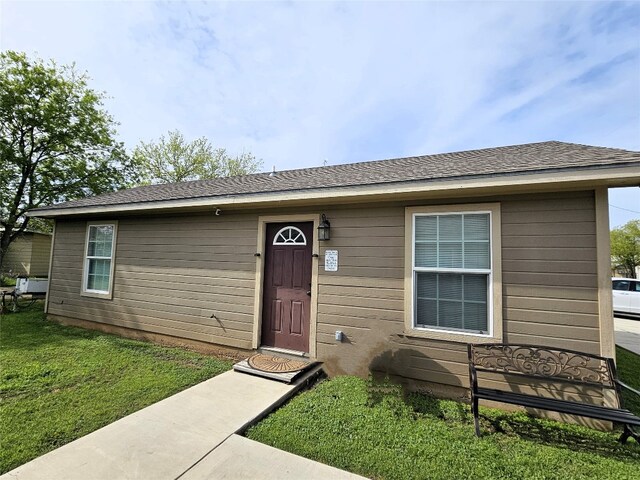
[404,204,502,344]
[81,221,118,299]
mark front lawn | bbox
[247,348,640,480]
[616,346,640,417]
[0,307,233,473]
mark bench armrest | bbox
[616,380,640,398]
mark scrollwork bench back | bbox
[468,344,614,387]
[467,343,640,443]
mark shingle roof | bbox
[34,141,640,212]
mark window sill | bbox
[402,328,502,344]
[81,291,113,300]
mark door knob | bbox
[306,290,311,296]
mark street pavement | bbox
[615,316,640,355]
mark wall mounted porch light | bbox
[318,214,331,241]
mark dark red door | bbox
[261,222,313,353]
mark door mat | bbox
[247,354,310,373]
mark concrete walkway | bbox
[181,434,364,480]
[2,370,365,480]
[615,316,640,355]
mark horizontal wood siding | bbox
[3,236,31,276]
[47,190,601,398]
[500,191,599,356]
[316,190,600,394]
[29,233,52,277]
[47,214,259,349]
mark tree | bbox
[0,51,138,272]
[611,219,640,278]
[132,130,261,185]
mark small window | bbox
[273,226,307,245]
[632,282,640,293]
[82,222,117,298]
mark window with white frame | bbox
[83,223,117,296]
[413,211,493,336]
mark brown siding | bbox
[315,190,600,393]
[2,232,50,277]
[29,233,52,277]
[3,236,31,276]
[47,190,601,396]
[47,214,259,349]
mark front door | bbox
[261,222,313,353]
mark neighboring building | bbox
[1,231,52,277]
[32,141,640,399]
[612,265,640,279]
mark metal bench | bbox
[467,343,640,443]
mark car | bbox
[612,277,640,317]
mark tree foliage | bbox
[0,51,138,271]
[611,219,640,278]
[132,130,261,185]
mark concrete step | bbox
[258,346,310,360]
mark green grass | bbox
[616,346,640,417]
[247,353,640,480]
[0,276,16,287]
[0,306,233,473]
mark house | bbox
[612,265,640,279]
[32,141,640,402]
[1,230,52,277]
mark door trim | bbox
[253,214,320,359]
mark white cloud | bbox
[2,0,638,224]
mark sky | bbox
[1,0,639,227]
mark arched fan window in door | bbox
[273,226,307,245]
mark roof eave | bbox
[29,164,640,219]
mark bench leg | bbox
[619,426,630,444]
[619,425,639,444]
[471,396,481,437]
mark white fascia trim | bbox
[30,165,640,218]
